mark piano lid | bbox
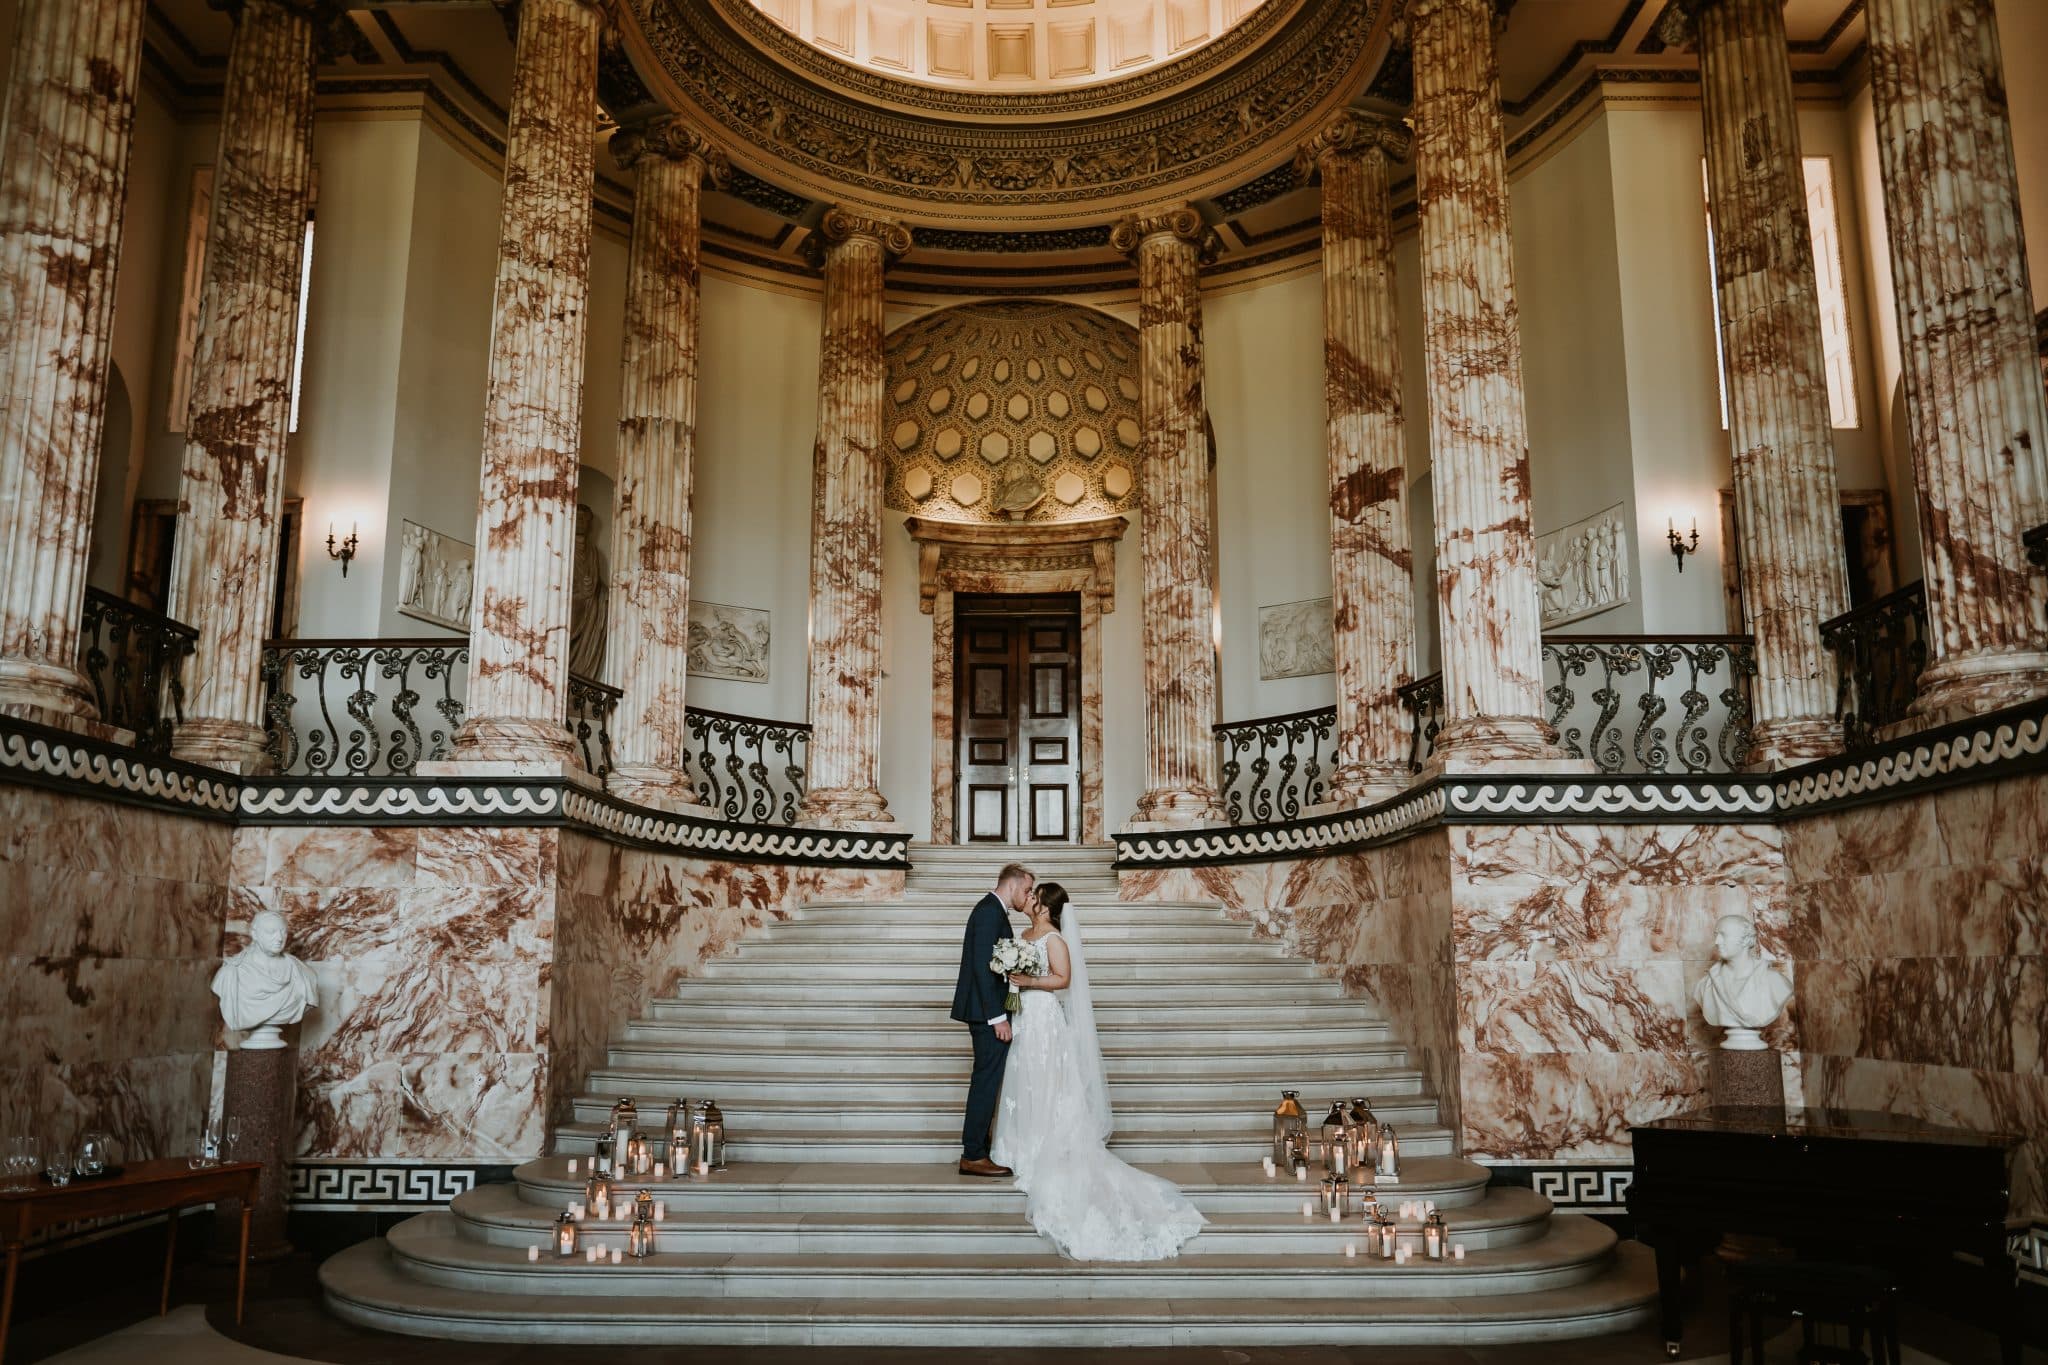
[1635,1105,2021,1150]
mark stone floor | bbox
[9,1247,2043,1365]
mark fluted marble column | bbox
[1412,0,1558,764]
[1112,208,1226,829]
[166,0,319,770]
[451,0,605,765]
[1678,0,1850,765]
[1867,0,2048,714]
[1297,112,1415,804]
[604,117,725,808]
[798,208,909,830]
[0,0,148,725]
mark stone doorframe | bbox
[905,516,1129,845]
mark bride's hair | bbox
[1036,881,1070,930]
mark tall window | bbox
[168,168,317,435]
[1703,156,1860,430]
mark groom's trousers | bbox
[962,1021,1009,1161]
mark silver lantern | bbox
[582,1168,614,1221]
[609,1097,637,1170]
[700,1098,727,1169]
[664,1098,689,1171]
[1272,1091,1307,1169]
[553,1210,579,1258]
[1319,1101,1350,1177]
[1347,1097,1380,1169]
[1319,1173,1349,1217]
[1376,1123,1399,1180]
[1423,1209,1446,1260]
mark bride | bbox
[990,882,1206,1261]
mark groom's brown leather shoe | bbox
[958,1158,1012,1177]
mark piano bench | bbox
[1725,1257,1901,1365]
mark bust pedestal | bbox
[210,1044,298,1262]
[1709,1040,1785,1111]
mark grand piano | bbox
[1628,1106,2023,1363]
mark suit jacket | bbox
[950,891,1015,1025]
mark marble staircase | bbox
[320,842,1657,1345]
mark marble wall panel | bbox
[1785,770,2048,1219]
[0,785,230,1165]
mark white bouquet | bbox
[990,937,1039,1015]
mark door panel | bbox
[955,598,1082,844]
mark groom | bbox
[951,861,1032,1177]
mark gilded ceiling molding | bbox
[616,0,1386,228]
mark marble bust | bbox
[212,910,318,1049]
[1693,914,1792,1050]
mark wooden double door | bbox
[956,594,1082,844]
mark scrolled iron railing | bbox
[566,673,622,781]
[76,587,197,753]
[260,638,469,778]
[1399,635,1758,775]
[685,706,810,826]
[1818,582,1928,751]
[1213,706,1337,825]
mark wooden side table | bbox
[0,1158,261,1365]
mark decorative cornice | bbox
[623,0,1382,226]
[0,716,911,868]
[1115,696,2048,866]
[612,113,728,186]
[1294,110,1412,180]
[904,515,1131,615]
[1110,207,1220,263]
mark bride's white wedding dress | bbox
[989,921,1206,1261]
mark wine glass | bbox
[5,1136,37,1192]
[45,1145,71,1188]
[223,1117,242,1161]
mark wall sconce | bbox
[327,522,358,577]
[1666,514,1700,572]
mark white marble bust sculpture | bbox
[212,910,318,1049]
[1693,914,1792,1050]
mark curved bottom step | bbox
[321,1237,1657,1347]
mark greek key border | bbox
[290,1160,514,1212]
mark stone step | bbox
[508,1157,1496,1214]
[800,896,1206,917]
[322,1236,1659,1347]
[597,1041,1413,1079]
[664,980,1346,1006]
[547,1124,1459,1165]
[638,994,1376,1023]
[735,936,1275,962]
[696,959,1323,985]
[573,1068,1428,1107]
[616,1018,1397,1051]
[374,1210,1620,1301]
[562,1092,1442,1138]
[765,915,1257,942]
[449,1182,1554,1254]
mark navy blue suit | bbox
[952,891,1013,1161]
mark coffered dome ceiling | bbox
[742,0,1273,91]
[612,0,1388,231]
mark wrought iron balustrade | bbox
[685,707,810,826]
[1214,706,1337,825]
[261,638,469,777]
[77,588,197,753]
[1400,635,1757,775]
[1819,581,1928,751]
[566,673,621,780]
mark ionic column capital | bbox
[818,205,913,258]
[1654,0,1787,47]
[1109,206,1218,264]
[1294,111,1412,181]
[612,115,728,186]
[1410,0,1517,37]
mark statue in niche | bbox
[1693,914,1793,1049]
[212,909,318,1049]
[568,502,608,679]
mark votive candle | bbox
[1453,1244,1466,1260]
[654,1201,667,1222]
[610,1248,623,1265]
[1295,1167,1308,1182]
[1328,1207,1341,1224]
[567,1158,578,1174]
[654,1162,665,1180]
[1301,1201,1314,1219]
[526,1246,539,1262]
[1344,1243,1357,1259]
[697,1161,710,1177]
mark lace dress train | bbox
[990,935,1206,1262]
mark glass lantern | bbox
[1357,1188,1380,1224]
[627,1218,655,1259]
[664,1098,689,1169]
[1347,1097,1379,1170]
[583,1168,614,1221]
[1271,1091,1307,1168]
[609,1098,637,1170]
[1319,1101,1349,1177]
[1373,1213,1397,1259]
[553,1210,580,1258]
[700,1098,727,1170]
[1318,1173,1348,1216]
[76,1130,112,1178]
[634,1188,655,1224]
[1423,1209,1446,1260]
[626,1132,651,1176]
[1376,1124,1399,1180]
